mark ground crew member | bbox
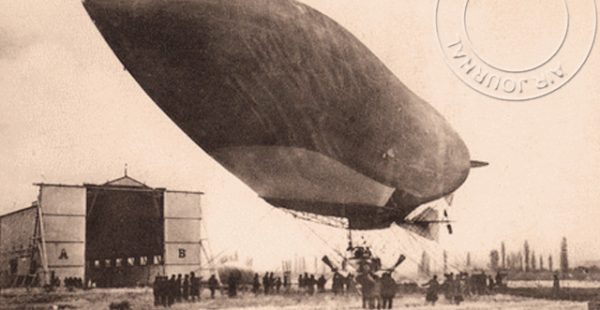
[168,275,176,306]
[317,275,326,293]
[176,274,182,302]
[190,272,200,301]
[307,274,316,295]
[252,273,260,295]
[275,277,282,293]
[553,273,560,298]
[227,274,238,297]
[380,272,396,309]
[422,275,440,306]
[262,272,270,295]
[183,274,190,301]
[208,274,218,299]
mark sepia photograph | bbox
[1,0,599,309]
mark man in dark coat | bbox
[168,275,177,306]
[356,272,375,309]
[262,272,270,295]
[317,275,326,293]
[307,274,316,295]
[183,274,190,301]
[380,272,396,309]
[332,273,341,295]
[252,273,261,295]
[153,276,161,306]
[298,274,304,291]
[422,275,440,306]
[227,273,238,297]
[176,274,183,302]
[275,277,282,293]
[190,272,201,301]
[283,274,289,291]
[208,274,218,299]
[152,276,162,306]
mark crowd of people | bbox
[356,271,397,309]
[422,271,506,306]
[151,272,217,307]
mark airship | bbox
[83,0,482,233]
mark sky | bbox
[1,0,599,274]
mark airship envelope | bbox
[83,0,471,230]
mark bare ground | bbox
[0,288,589,310]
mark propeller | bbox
[390,254,406,271]
[322,255,338,272]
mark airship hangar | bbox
[0,173,205,288]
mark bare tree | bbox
[501,242,506,269]
[549,255,554,272]
[560,237,569,273]
[539,255,544,271]
[466,252,471,268]
[490,250,500,271]
[419,251,431,277]
[443,250,448,274]
[518,252,524,271]
[524,241,530,272]
[531,251,537,271]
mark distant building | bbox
[0,174,204,288]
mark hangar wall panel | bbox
[0,207,37,255]
[40,186,86,215]
[164,191,201,219]
[46,243,84,268]
[39,185,86,280]
[43,216,85,242]
[165,219,200,243]
[163,192,201,276]
[0,207,38,286]
[164,243,200,264]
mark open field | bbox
[0,288,593,310]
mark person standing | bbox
[380,272,396,309]
[553,273,560,298]
[298,274,304,291]
[208,274,218,299]
[190,272,200,301]
[227,273,238,298]
[269,272,275,293]
[371,274,382,309]
[183,274,190,301]
[317,275,326,293]
[346,273,356,295]
[252,273,261,295]
[283,274,289,292]
[152,276,160,306]
[307,274,316,295]
[453,274,463,305]
[487,275,495,293]
[422,275,440,306]
[262,272,270,295]
[332,273,341,295]
[357,272,375,309]
[168,275,176,306]
[495,272,503,289]
[176,274,183,302]
[275,277,282,293]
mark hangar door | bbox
[85,187,164,287]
